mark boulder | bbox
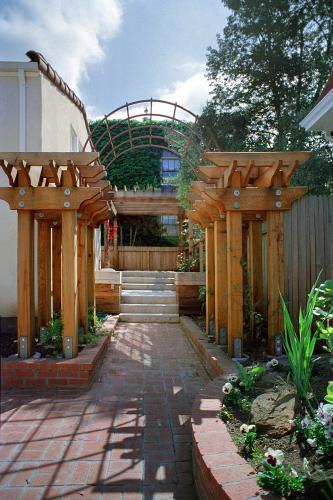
[250,386,296,437]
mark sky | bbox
[0,0,229,119]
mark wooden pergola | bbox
[0,152,113,358]
[186,151,311,356]
[102,190,185,269]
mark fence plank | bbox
[282,195,333,325]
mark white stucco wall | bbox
[0,62,91,317]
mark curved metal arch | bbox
[98,123,203,163]
[84,98,220,169]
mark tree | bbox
[203,0,333,194]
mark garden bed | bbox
[222,354,332,499]
[1,315,119,389]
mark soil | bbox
[224,355,332,499]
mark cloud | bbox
[0,0,123,93]
[158,71,211,118]
[99,71,211,122]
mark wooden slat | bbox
[87,226,96,315]
[226,211,243,356]
[52,224,62,313]
[248,220,263,338]
[204,151,311,167]
[78,221,88,332]
[0,152,99,165]
[205,227,215,335]
[17,210,35,357]
[38,220,52,330]
[61,209,78,357]
[267,211,284,353]
[254,160,282,188]
[214,220,227,343]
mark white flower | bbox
[289,468,298,478]
[264,448,284,467]
[266,358,279,369]
[306,438,317,448]
[323,404,333,416]
[240,423,256,433]
[227,374,238,383]
[222,382,233,394]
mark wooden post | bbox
[226,211,243,356]
[87,225,96,316]
[188,220,194,257]
[205,225,215,335]
[112,218,118,269]
[78,220,88,332]
[37,220,52,330]
[17,210,35,357]
[178,215,183,248]
[61,210,78,358]
[199,240,204,272]
[214,219,227,343]
[52,224,62,314]
[248,220,263,338]
[267,211,284,354]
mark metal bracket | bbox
[20,336,28,358]
[65,336,73,359]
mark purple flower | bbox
[325,426,333,440]
[301,416,310,429]
[317,403,325,420]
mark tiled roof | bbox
[26,50,86,117]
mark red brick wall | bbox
[1,335,109,389]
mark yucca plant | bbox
[280,284,320,403]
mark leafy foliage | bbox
[257,463,305,496]
[235,362,265,394]
[176,252,197,272]
[280,283,320,402]
[40,313,63,355]
[203,0,333,194]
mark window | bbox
[161,150,180,192]
[70,127,79,152]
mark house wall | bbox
[0,62,90,317]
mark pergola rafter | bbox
[187,151,311,356]
[0,152,114,359]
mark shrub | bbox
[40,314,63,355]
[280,283,320,402]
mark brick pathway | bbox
[0,323,209,499]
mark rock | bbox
[256,371,283,391]
[32,352,41,359]
[250,386,296,437]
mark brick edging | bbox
[1,315,119,389]
[181,316,267,499]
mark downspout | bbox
[18,68,26,152]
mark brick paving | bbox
[0,323,210,499]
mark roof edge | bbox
[26,50,86,117]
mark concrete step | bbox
[122,271,175,278]
[120,303,178,314]
[119,313,179,323]
[121,290,177,304]
[122,283,176,291]
[122,276,175,284]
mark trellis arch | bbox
[83,99,220,169]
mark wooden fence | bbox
[262,195,333,324]
[109,246,179,271]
